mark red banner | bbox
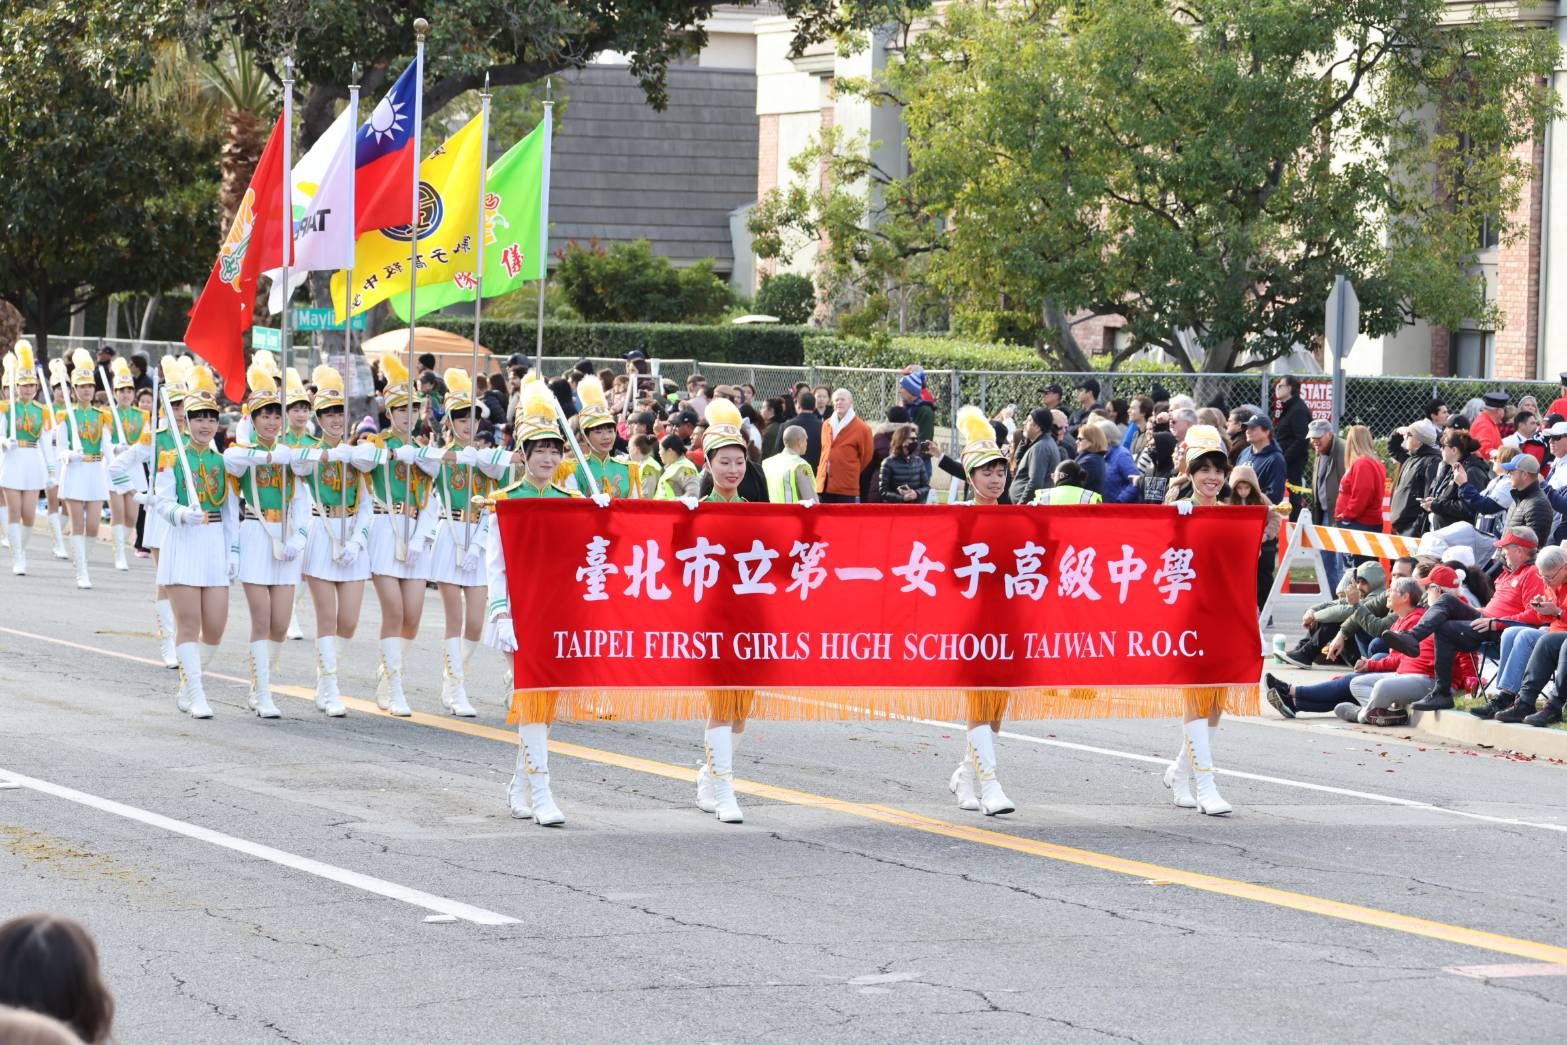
[496,502,1264,722]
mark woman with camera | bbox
[877,423,930,503]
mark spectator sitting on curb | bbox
[1383,530,1548,713]
[1323,558,1416,662]
[1265,577,1436,726]
[1278,563,1381,668]
[1463,546,1567,723]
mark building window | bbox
[1450,329,1493,378]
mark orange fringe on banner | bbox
[503,684,1257,723]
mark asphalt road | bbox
[2,548,1566,1043]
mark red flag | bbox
[184,112,287,402]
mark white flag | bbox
[265,104,357,315]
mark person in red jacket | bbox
[1265,578,1433,726]
[1469,391,1508,457]
[1383,528,1546,710]
[1331,424,1387,575]
[1546,372,1567,420]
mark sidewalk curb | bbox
[1407,708,1567,761]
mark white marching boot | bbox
[1184,721,1233,816]
[0,508,7,547]
[111,523,128,570]
[48,512,67,559]
[155,599,179,668]
[247,640,280,718]
[506,744,532,819]
[948,759,981,811]
[286,593,305,640]
[7,523,25,575]
[702,726,743,823]
[314,636,346,716]
[1162,741,1199,810]
[440,637,477,717]
[520,723,563,825]
[176,642,213,719]
[967,726,1014,816]
[71,535,92,589]
[376,637,411,716]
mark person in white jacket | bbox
[222,365,312,719]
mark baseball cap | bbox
[623,348,647,362]
[1307,419,1332,437]
[1426,564,1461,588]
[1496,526,1539,550]
[1545,421,1567,439]
[1244,413,1273,430]
[1503,454,1541,474]
[673,409,699,426]
[1039,383,1063,397]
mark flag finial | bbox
[414,17,430,40]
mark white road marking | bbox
[1445,962,1567,979]
[5,624,1567,836]
[0,767,520,926]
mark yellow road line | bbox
[8,625,1567,964]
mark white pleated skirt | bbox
[367,513,431,581]
[60,458,108,501]
[156,520,230,587]
[303,516,371,583]
[0,447,49,491]
[144,507,170,551]
[428,520,485,587]
[236,518,303,587]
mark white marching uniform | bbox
[352,438,443,581]
[0,402,55,491]
[293,444,373,583]
[153,449,239,589]
[223,443,311,587]
[429,449,510,588]
[56,408,111,501]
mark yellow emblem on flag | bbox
[330,114,486,321]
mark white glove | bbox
[495,617,517,653]
[267,445,295,466]
[133,490,151,507]
[227,552,240,580]
[1176,500,1194,516]
[393,445,421,464]
[591,492,612,508]
[460,546,482,573]
[327,444,355,463]
[281,538,303,561]
[455,446,480,466]
[800,499,817,509]
[334,543,359,566]
[178,506,205,527]
[3,437,18,451]
[67,450,84,463]
[404,542,422,565]
[678,496,700,511]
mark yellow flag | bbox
[331,115,485,320]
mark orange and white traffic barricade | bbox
[1259,523,1421,644]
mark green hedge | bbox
[804,334,1043,370]
[417,317,810,366]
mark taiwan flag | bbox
[355,62,421,234]
[185,111,288,402]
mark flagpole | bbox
[280,55,296,378]
[464,73,491,555]
[407,18,428,430]
[534,78,552,378]
[341,65,360,552]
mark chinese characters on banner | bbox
[495,502,1265,718]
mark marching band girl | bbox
[293,365,370,718]
[558,375,640,498]
[484,379,579,826]
[1,341,52,576]
[352,353,442,717]
[104,358,150,572]
[945,406,1016,817]
[55,350,112,589]
[282,368,316,641]
[138,358,190,668]
[152,367,238,720]
[430,368,506,718]
[223,365,312,719]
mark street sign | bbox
[293,307,366,332]
[1325,275,1359,430]
[252,326,282,350]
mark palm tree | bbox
[200,34,277,233]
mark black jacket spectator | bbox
[878,450,931,503]
[1075,450,1107,495]
[1009,434,1060,504]
[1390,444,1442,536]
[1464,477,1554,549]
[1425,452,1491,528]
[1274,393,1312,490]
[792,399,824,469]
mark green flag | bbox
[389,118,550,321]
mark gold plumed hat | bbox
[245,362,281,411]
[110,356,134,391]
[1183,424,1227,470]
[69,348,96,387]
[48,357,69,391]
[14,339,38,385]
[284,366,310,406]
[311,363,345,411]
[252,350,280,378]
[184,364,220,414]
[702,397,746,456]
[159,355,188,403]
[442,367,474,414]
[514,375,562,445]
[377,351,412,410]
[2,351,14,383]
[575,374,614,431]
[957,405,1004,475]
